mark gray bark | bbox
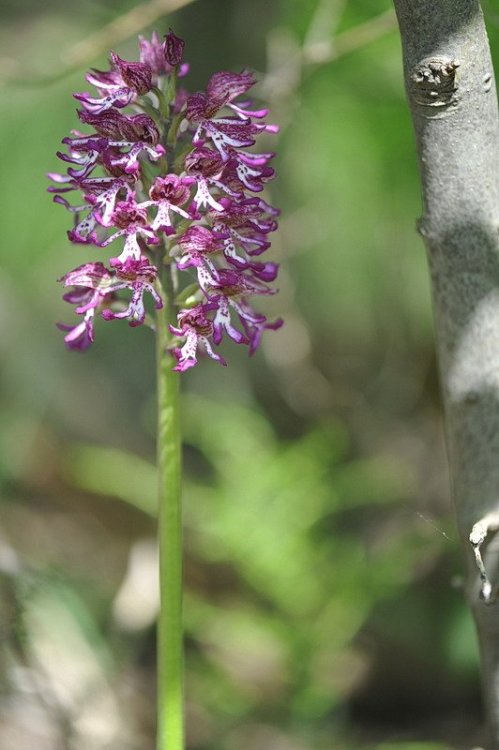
[392,1,499,745]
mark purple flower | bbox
[57,314,95,350]
[185,70,279,161]
[138,31,172,77]
[75,50,152,114]
[60,258,162,332]
[225,150,276,192]
[176,226,221,271]
[74,65,134,114]
[184,146,226,210]
[57,262,115,349]
[211,294,249,345]
[147,175,193,234]
[186,71,256,120]
[58,129,164,181]
[51,30,281,368]
[61,261,115,294]
[138,31,190,79]
[101,257,163,326]
[207,197,278,275]
[169,305,226,371]
[99,197,159,266]
[78,109,160,144]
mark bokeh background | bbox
[2,1,498,748]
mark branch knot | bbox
[410,57,460,110]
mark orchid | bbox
[51,30,281,370]
[49,30,281,750]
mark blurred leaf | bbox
[65,443,157,516]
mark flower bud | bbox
[110,51,152,94]
[78,108,125,138]
[164,29,184,67]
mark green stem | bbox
[156,262,183,750]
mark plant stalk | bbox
[393,1,499,745]
[156,263,183,750]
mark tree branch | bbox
[0,0,199,87]
[392,1,499,745]
[61,0,198,68]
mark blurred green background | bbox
[1,1,496,748]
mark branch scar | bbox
[410,57,460,111]
[470,513,499,604]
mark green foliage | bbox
[60,397,466,746]
[0,1,486,748]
